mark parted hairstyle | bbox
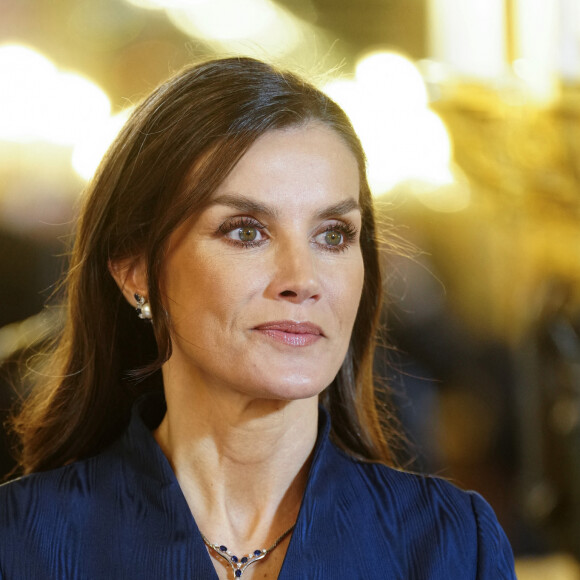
[12,56,397,474]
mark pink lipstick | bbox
[253,321,323,347]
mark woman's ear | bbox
[108,256,148,307]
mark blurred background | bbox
[1,0,580,576]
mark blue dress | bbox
[0,395,516,579]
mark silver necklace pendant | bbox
[201,523,295,579]
[205,542,267,578]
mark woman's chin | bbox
[246,372,334,402]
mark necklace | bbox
[201,524,295,578]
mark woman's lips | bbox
[253,321,323,346]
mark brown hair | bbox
[12,56,396,474]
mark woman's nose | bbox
[267,241,321,304]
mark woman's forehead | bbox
[208,123,360,205]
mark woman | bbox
[0,57,515,579]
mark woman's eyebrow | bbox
[210,194,361,219]
[316,198,361,219]
[210,193,276,217]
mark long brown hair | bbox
[12,56,396,474]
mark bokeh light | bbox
[125,0,206,9]
[323,51,459,206]
[0,44,135,181]
[72,107,134,181]
[0,45,111,147]
[125,0,305,59]
[427,0,506,79]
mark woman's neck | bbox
[153,376,319,550]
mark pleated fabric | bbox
[0,395,516,579]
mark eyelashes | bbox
[217,217,266,248]
[318,221,358,251]
[216,216,359,253]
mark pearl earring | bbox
[134,293,152,320]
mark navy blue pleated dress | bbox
[0,395,516,579]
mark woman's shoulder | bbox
[0,403,157,511]
[0,455,102,514]
[1,454,98,493]
[320,446,516,577]
[358,458,479,512]
[371,461,508,538]
[0,443,128,538]
[331,444,467,500]
[338,452,499,531]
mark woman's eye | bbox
[323,230,343,246]
[315,228,345,248]
[313,222,358,251]
[236,226,259,242]
[220,220,266,245]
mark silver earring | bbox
[134,293,152,320]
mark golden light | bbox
[0,45,111,147]
[125,0,206,9]
[355,52,428,110]
[166,0,303,57]
[124,0,310,60]
[0,45,57,143]
[512,0,559,102]
[72,108,134,181]
[427,0,506,79]
[45,73,111,146]
[0,44,132,181]
[323,51,458,206]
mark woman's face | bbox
[161,121,365,401]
